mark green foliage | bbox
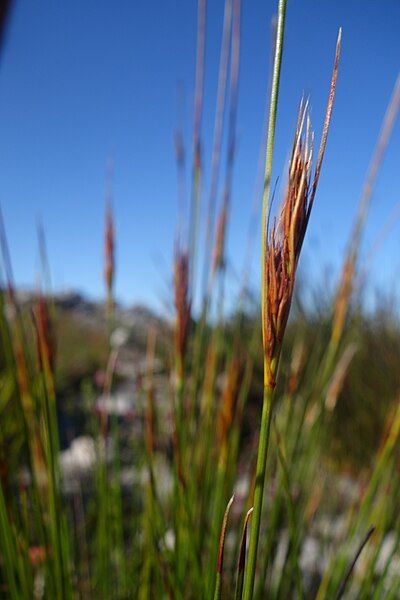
[1,0,400,598]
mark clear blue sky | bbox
[0,0,399,310]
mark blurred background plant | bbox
[1,0,400,598]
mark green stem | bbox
[243,1,287,597]
[243,385,274,600]
[260,0,287,352]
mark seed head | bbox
[263,108,314,385]
[262,30,341,387]
[34,295,56,376]
[104,203,115,298]
[173,249,191,367]
[212,205,227,275]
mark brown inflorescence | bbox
[262,30,340,388]
[263,107,315,387]
[104,203,115,299]
[173,249,191,373]
[212,205,227,275]
[34,295,56,377]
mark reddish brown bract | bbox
[173,250,191,366]
[212,205,227,275]
[35,295,56,376]
[262,32,341,387]
[263,110,314,385]
[104,204,115,296]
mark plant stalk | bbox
[243,384,274,600]
[260,0,287,354]
[243,0,287,597]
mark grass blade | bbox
[235,507,253,600]
[214,494,234,600]
[336,526,376,599]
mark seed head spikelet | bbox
[34,294,56,377]
[173,248,191,375]
[212,205,227,274]
[331,68,400,349]
[262,30,341,387]
[104,201,114,301]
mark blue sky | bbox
[0,0,399,310]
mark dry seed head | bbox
[104,203,115,296]
[212,205,227,275]
[173,249,191,365]
[262,30,341,387]
[330,73,400,350]
[34,295,56,376]
[263,106,315,386]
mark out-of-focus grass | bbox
[1,0,400,598]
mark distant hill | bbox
[9,289,168,395]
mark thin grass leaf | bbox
[235,507,253,600]
[0,481,23,599]
[336,526,376,599]
[214,494,234,600]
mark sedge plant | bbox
[243,4,341,595]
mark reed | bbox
[243,17,341,598]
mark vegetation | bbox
[1,0,400,598]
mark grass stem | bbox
[243,0,287,597]
[243,384,274,600]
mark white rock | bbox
[96,391,134,417]
[164,529,175,551]
[60,436,96,477]
[110,327,129,348]
[376,532,396,574]
[300,536,320,573]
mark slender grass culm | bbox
[242,1,341,596]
